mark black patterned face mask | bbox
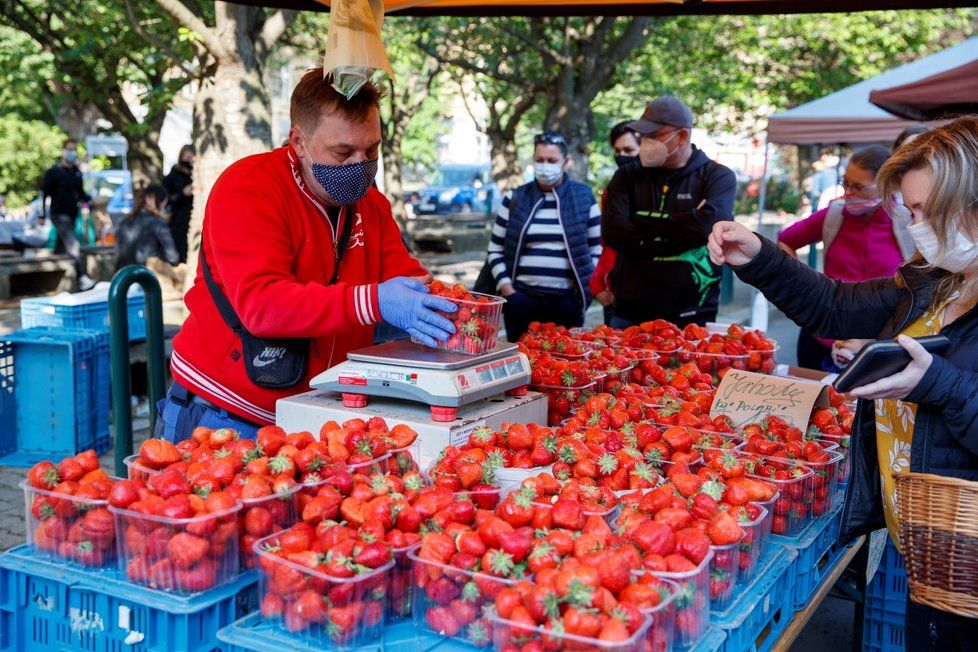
[301,139,378,206]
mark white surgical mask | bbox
[907,220,978,273]
[534,163,563,186]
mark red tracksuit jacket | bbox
[171,146,426,424]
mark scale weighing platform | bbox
[310,340,530,421]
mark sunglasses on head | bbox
[534,132,566,146]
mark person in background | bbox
[602,96,737,328]
[893,125,929,152]
[591,121,641,326]
[486,130,601,341]
[40,138,95,290]
[710,115,978,650]
[115,184,181,271]
[163,144,196,262]
[778,146,916,369]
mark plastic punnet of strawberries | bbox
[254,520,394,645]
[422,281,503,355]
[519,326,588,359]
[24,451,117,568]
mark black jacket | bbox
[115,210,180,270]
[40,162,90,218]
[733,236,978,542]
[162,164,193,224]
[602,147,736,324]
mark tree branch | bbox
[500,23,565,66]
[153,0,229,60]
[417,38,538,90]
[582,17,650,100]
[257,8,297,54]
[125,0,197,78]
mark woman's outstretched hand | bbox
[708,221,762,266]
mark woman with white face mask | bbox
[484,130,602,341]
[777,146,917,370]
[708,115,978,649]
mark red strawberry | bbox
[707,511,744,546]
[139,439,182,470]
[426,605,461,637]
[28,461,60,490]
[674,527,711,565]
[167,532,209,568]
[57,457,86,483]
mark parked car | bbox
[406,164,498,216]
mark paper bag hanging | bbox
[323,0,396,98]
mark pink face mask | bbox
[844,197,881,216]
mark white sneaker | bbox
[79,275,96,291]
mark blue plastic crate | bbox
[0,328,113,466]
[217,612,427,652]
[688,626,727,652]
[713,545,797,652]
[0,545,257,652]
[862,540,907,652]
[771,495,846,610]
[21,292,147,341]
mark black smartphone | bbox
[833,335,951,393]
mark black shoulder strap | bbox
[200,204,355,332]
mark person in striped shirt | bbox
[485,131,602,341]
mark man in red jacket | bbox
[159,68,457,440]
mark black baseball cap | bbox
[627,96,694,134]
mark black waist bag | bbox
[200,208,353,388]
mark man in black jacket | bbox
[162,144,195,262]
[40,139,94,290]
[602,97,736,327]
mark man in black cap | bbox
[601,96,736,327]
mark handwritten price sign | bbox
[710,369,829,429]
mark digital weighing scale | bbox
[309,340,531,421]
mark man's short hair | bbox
[63,138,77,148]
[290,67,383,132]
[609,121,640,148]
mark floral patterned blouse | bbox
[874,296,953,552]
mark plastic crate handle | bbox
[109,266,167,472]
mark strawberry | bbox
[426,605,461,637]
[674,527,711,564]
[28,461,60,490]
[630,520,675,556]
[57,457,86,483]
[74,450,100,474]
[707,510,744,546]
[139,439,182,470]
[496,530,532,563]
[167,532,209,568]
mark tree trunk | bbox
[183,4,274,296]
[546,99,593,182]
[126,138,164,189]
[382,142,407,230]
[487,129,523,194]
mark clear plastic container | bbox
[709,536,744,609]
[110,501,241,595]
[799,450,843,517]
[743,344,779,374]
[531,497,621,529]
[816,432,851,485]
[455,486,504,511]
[649,549,712,650]
[387,442,422,478]
[388,542,421,622]
[22,478,119,568]
[751,492,779,555]
[493,465,554,495]
[647,347,687,369]
[409,550,520,647]
[746,463,815,537]
[491,612,652,652]
[412,292,505,356]
[123,454,161,482]
[347,453,392,478]
[736,505,769,586]
[642,577,679,652]
[529,381,596,426]
[254,531,393,648]
[238,487,301,570]
[678,349,750,375]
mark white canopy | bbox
[767,37,978,145]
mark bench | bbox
[0,252,76,300]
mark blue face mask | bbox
[301,137,377,206]
[64,150,78,164]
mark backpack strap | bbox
[821,201,845,253]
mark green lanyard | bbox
[658,184,669,214]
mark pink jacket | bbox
[778,204,904,346]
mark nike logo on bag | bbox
[252,346,287,368]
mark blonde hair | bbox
[879,115,978,300]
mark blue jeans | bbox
[610,315,635,330]
[154,382,261,442]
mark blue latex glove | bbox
[377,277,457,347]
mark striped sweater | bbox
[487,191,601,292]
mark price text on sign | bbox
[709,369,828,428]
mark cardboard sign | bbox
[710,369,829,429]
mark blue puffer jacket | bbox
[503,175,596,309]
[732,236,978,542]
